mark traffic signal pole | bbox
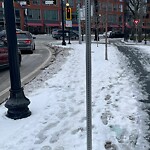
[66,3,72,44]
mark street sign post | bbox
[133,19,140,43]
[66,20,72,27]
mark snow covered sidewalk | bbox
[0,41,149,150]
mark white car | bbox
[103,31,112,37]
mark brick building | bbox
[0,0,79,34]
[0,0,149,34]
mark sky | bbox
[0,39,150,150]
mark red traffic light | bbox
[66,7,72,20]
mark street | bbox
[0,37,52,104]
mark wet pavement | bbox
[116,44,150,144]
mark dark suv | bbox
[109,31,124,38]
[52,30,79,40]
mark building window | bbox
[44,10,58,21]
[118,4,123,12]
[67,0,74,7]
[108,3,112,11]
[118,15,122,24]
[28,9,40,20]
[101,2,106,11]
[15,9,20,18]
[32,0,40,5]
[112,15,118,24]
[113,4,118,11]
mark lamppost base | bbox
[5,88,31,120]
[68,42,71,44]
[62,41,66,45]
[82,35,84,41]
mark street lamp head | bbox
[66,3,69,6]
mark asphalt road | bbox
[0,38,52,104]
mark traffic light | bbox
[26,0,30,5]
[66,7,72,20]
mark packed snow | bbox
[0,40,149,150]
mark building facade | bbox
[0,0,149,34]
[0,0,79,34]
[91,0,124,33]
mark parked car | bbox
[0,30,6,39]
[16,31,36,54]
[0,39,22,70]
[52,30,79,40]
[109,31,124,38]
[0,30,36,54]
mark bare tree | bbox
[126,0,147,41]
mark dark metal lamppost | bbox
[61,0,66,45]
[4,0,31,119]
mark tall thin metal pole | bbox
[85,0,92,149]
[78,3,82,44]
